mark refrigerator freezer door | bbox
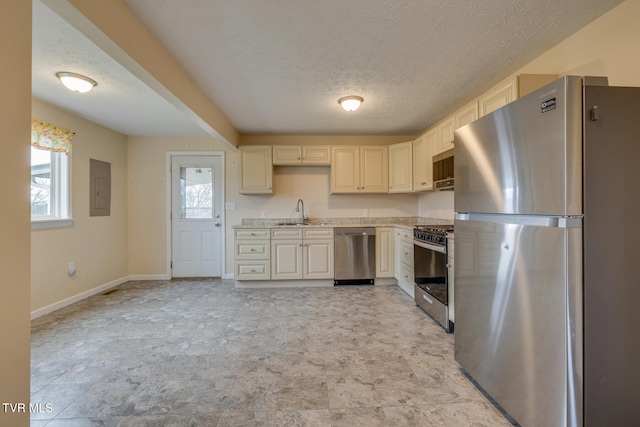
[454,217,583,427]
[454,76,583,216]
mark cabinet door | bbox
[303,240,334,279]
[413,130,436,191]
[389,141,413,193]
[478,75,518,116]
[394,229,404,282]
[301,146,331,165]
[360,146,388,193]
[271,239,302,279]
[455,100,479,130]
[239,146,273,194]
[437,116,455,153]
[273,146,302,165]
[376,227,395,278]
[331,146,360,193]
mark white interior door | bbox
[171,155,222,277]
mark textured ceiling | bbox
[33,0,624,137]
[32,1,206,137]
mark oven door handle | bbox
[413,239,446,254]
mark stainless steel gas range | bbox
[413,224,454,332]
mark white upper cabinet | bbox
[359,146,389,193]
[478,75,518,117]
[272,146,302,165]
[388,141,413,193]
[331,146,360,193]
[301,146,331,165]
[413,129,437,191]
[272,145,331,165]
[437,116,455,154]
[455,100,479,130]
[238,146,273,194]
[331,146,388,193]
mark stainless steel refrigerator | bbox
[454,76,640,427]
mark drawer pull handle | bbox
[250,248,256,252]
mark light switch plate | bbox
[225,202,236,210]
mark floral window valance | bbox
[31,119,73,155]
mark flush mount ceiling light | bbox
[56,72,97,93]
[338,96,363,112]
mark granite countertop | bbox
[233,216,453,231]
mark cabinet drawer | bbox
[302,228,333,239]
[235,241,269,259]
[400,262,415,286]
[235,261,270,280]
[234,229,269,239]
[396,228,413,243]
[400,241,414,266]
[271,228,303,239]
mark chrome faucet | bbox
[295,199,308,224]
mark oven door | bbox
[413,239,448,305]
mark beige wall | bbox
[517,0,640,87]
[127,136,234,276]
[127,136,420,277]
[31,100,129,313]
[1,1,31,425]
[418,0,640,219]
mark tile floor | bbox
[30,280,515,426]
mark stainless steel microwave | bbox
[433,148,454,191]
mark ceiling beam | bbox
[42,0,239,149]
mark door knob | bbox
[215,222,221,227]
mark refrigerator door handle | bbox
[455,213,583,228]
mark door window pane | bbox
[179,167,213,219]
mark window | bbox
[30,120,73,229]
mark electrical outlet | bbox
[363,209,369,217]
[68,261,76,277]
[261,210,268,218]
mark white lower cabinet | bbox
[270,227,333,280]
[375,227,395,278]
[271,239,302,279]
[304,239,333,279]
[394,227,414,297]
[234,229,270,280]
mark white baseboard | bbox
[31,276,128,320]
[223,273,234,280]
[127,274,171,281]
[30,274,174,319]
[234,279,334,289]
[374,277,398,286]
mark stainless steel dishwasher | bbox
[334,227,376,285]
